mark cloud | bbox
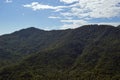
[61,0,120,18]
[59,0,120,29]
[23,0,120,29]
[23,2,55,10]
[60,19,87,29]
[48,16,61,19]
[23,2,67,11]
[60,0,78,4]
[60,21,120,29]
[5,0,12,3]
[61,19,87,23]
[96,22,120,26]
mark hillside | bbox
[0,27,71,67]
[0,25,120,80]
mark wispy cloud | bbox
[61,20,87,23]
[60,19,87,29]
[60,0,120,18]
[60,21,120,29]
[60,0,78,4]
[23,0,120,29]
[23,2,55,10]
[5,0,12,3]
[59,0,120,28]
[48,16,61,19]
[23,2,67,11]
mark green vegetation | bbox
[0,25,120,80]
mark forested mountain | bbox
[0,25,120,80]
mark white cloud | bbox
[23,2,68,11]
[61,0,120,18]
[60,21,120,29]
[96,22,120,26]
[59,0,120,29]
[23,1,120,18]
[48,16,61,19]
[60,24,77,29]
[82,0,120,18]
[23,2,55,11]
[5,0,12,3]
[60,19,88,29]
[23,0,120,29]
[60,0,78,4]
[61,19,87,23]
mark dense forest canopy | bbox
[0,25,120,80]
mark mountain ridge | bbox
[0,24,120,80]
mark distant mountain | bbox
[0,27,68,67]
[0,25,120,80]
[118,25,120,28]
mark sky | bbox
[0,0,120,35]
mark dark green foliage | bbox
[0,25,120,80]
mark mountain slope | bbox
[71,26,120,80]
[0,27,72,67]
[0,25,119,80]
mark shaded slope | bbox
[71,26,120,80]
[0,25,120,80]
[0,27,72,67]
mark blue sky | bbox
[0,0,120,35]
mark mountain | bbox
[0,27,69,67]
[118,25,120,28]
[0,25,120,80]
